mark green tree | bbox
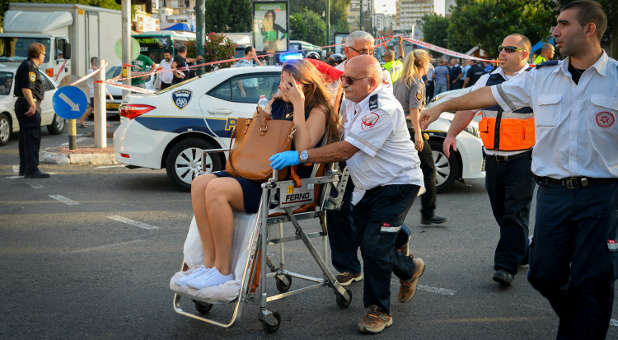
[447,0,554,56]
[290,0,350,40]
[421,13,449,48]
[289,8,326,46]
[203,0,251,32]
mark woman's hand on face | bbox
[280,72,305,106]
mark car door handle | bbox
[208,109,232,115]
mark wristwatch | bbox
[299,150,309,162]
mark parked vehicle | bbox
[114,66,484,192]
[0,64,64,146]
[105,65,156,116]
[1,3,122,82]
[425,87,485,191]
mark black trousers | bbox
[409,129,436,218]
[528,181,617,340]
[15,98,41,175]
[354,184,420,314]
[326,178,362,275]
[484,152,534,275]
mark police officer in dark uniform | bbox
[15,42,49,178]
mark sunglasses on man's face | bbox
[498,45,525,53]
[347,46,374,56]
[341,75,369,85]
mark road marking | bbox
[59,93,80,111]
[49,194,79,206]
[430,316,547,324]
[107,215,159,230]
[417,284,456,296]
[12,165,18,173]
[5,175,23,179]
[27,183,43,189]
[68,239,146,254]
[611,319,618,327]
[96,165,124,169]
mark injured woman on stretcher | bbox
[170,59,340,299]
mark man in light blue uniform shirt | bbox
[421,1,617,339]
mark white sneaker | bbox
[186,268,233,290]
[175,265,211,287]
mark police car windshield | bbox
[0,71,13,96]
[0,37,51,63]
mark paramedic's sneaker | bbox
[336,272,363,286]
[358,305,392,334]
[187,268,233,290]
[175,265,210,287]
[399,257,425,303]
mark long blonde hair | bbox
[400,49,431,87]
[282,60,339,142]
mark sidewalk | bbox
[41,122,118,166]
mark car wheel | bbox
[165,137,224,191]
[0,113,11,146]
[47,114,65,135]
[429,139,460,192]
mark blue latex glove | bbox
[269,151,300,170]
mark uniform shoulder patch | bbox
[534,60,559,69]
[361,112,380,130]
[29,72,36,82]
[416,89,422,101]
[368,94,379,110]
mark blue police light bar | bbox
[278,51,304,63]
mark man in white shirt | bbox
[159,51,173,90]
[78,57,99,127]
[270,55,425,334]
[421,1,617,338]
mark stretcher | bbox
[170,159,352,333]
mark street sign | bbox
[52,86,88,119]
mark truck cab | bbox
[0,10,72,83]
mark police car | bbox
[114,65,483,192]
[105,65,156,116]
[426,88,485,191]
[114,65,283,190]
[0,64,64,146]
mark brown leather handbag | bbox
[225,115,296,181]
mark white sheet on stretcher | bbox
[170,211,259,303]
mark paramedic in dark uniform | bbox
[443,33,534,287]
[15,42,49,178]
[421,2,617,338]
[270,55,426,334]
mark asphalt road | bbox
[1,127,618,339]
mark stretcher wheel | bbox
[275,274,292,293]
[193,300,213,314]
[336,287,352,309]
[262,311,281,333]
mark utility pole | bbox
[195,0,205,75]
[326,0,330,46]
[121,0,131,102]
[359,0,363,31]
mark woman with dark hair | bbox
[174,59,339,289]
[261,9,287,51]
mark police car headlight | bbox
[464,125,480,138]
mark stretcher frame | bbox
[172,155,352,333]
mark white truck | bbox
[0,2,122,82]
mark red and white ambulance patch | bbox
[361,112,380,130]
[595,111,615,128]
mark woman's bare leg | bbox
[191,174,217,268]
[204,178,245,275]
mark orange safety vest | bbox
[478,73,535,151]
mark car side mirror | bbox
[63,43,71,59]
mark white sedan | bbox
[114,65,282,190]
[114,65,484,192]
[425,88,485,191]
[0,63,64,146]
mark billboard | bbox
[253,1,288,53]
[334,32,349,55]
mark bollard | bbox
[94,60,107,148]
[68,119,77,150]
